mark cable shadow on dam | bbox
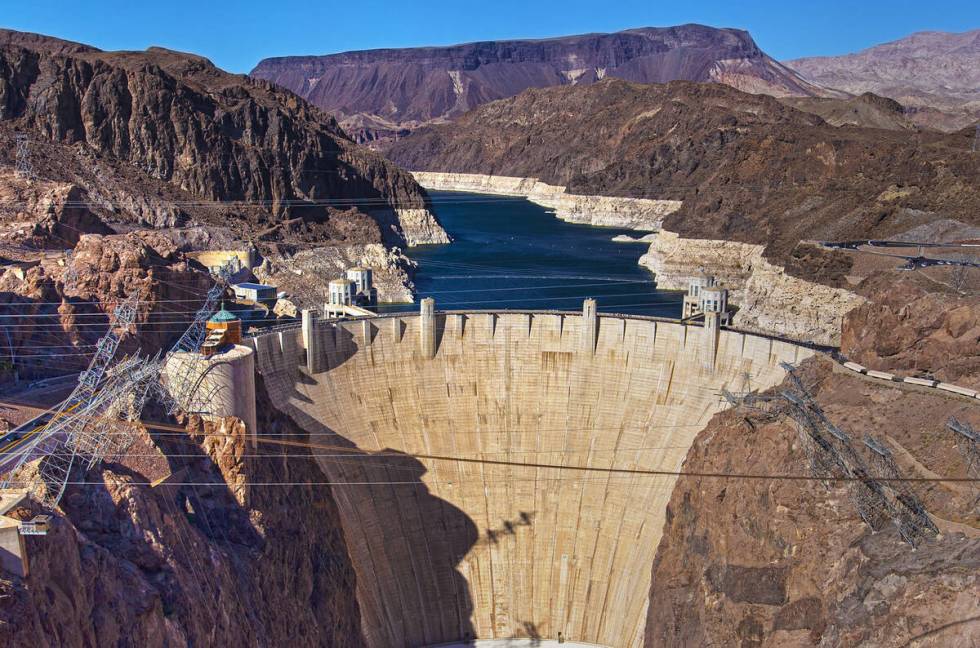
[250,307,815,647]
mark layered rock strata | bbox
[412,172,680,230]
[641,231,864,345]
[0,30,447,248]
[252,24,831,143]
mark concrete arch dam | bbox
[250,307,812,647]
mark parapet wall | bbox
[251,310,811,647]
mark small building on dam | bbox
[232,300,811,647]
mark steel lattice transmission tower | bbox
[0,292,141,506]
[947,417,979,505]
[731,361,939,548]
[863,435,939,545]
[14,133,35,180]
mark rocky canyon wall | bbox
[0,392,365,647]
[641,231,865,346]
[412,171,681,230]
[646,311,980,647]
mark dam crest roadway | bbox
[238,301,813,647]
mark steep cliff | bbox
[646,297,980,646]
[252,25,833,143]
[640,231,864,345]
[0,29,447,248]
[0,382,364,647]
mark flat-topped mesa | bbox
[248,300,812,647]
[252,24,832,143]
[412,171,681,231]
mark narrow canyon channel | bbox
[379,191,683,316]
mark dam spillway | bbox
[250,307,812,647]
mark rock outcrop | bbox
[252,24,833,143]
[386,78,980,265]
[254,242,416,305]
[412,171,680,230]
[0,29,447,248]
[640,231,864,345]
[780,92,922,131]
[0,231,214,380]
[0,384,365,647]
[646,297,980,647]
[0,169,112,250]
[842,272,980,389]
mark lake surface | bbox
[379,191,682,317]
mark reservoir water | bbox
[379,191,682,317]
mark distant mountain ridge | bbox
[786,29,980,129]
[384,78,980,263]
[251,24,835,143]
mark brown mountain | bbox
[0,29,448,380]
[780,92,916,131]
[786,29,980,131]
[0,29,446,248]
[384,78,980,263]
[251,24,835,143]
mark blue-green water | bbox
[378,192,682,317]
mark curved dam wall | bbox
[250,309,812,647]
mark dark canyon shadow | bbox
[269,321,480,646]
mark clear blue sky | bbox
[2,0,978,73]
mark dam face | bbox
[252,310,810,647]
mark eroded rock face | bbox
[0,231,213,380]
[843,273,980,388]
[645,359,980,648]
[0,175,112,252]
[255,242,417,305]
[785,29,980,112]
[0,384,364,647]
[0,30,446,247]
[640,231,864,345]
